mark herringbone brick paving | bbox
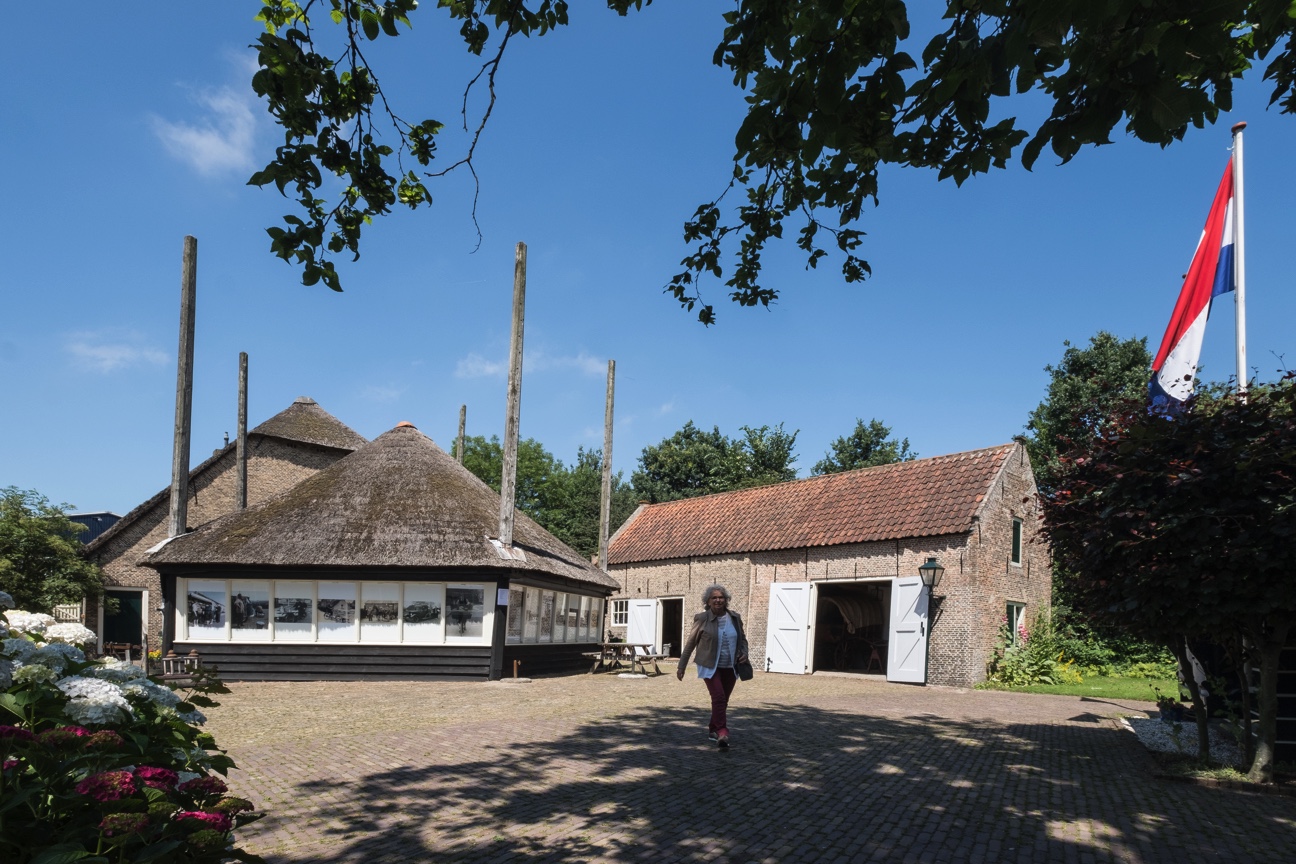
[204,673,1296,863]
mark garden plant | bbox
[0,591,263,863]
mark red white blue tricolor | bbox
[1149,160,1236,409]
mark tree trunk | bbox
[1170,637,1210,760]
[1247,619,1291,784]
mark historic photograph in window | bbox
[565,594,581,642]
[445,585,486,639]
[589,599,603,642]
[539,591,555,642]
[230,581,270,641]
[185,580,226,640]
[361,583,400,641]
[523,586,541,642]
[506,586,525,643]
[273,582,314,641]
[317,582,358,642]
[550,592,566,642]
[402,583,444,643]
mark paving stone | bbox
[204,673,1296,863]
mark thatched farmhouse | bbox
[144,422,617,680]
[84,397,367,655]
[606,443,1049,688]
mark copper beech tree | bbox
[1042,378,1296,783]
[249,1,1296,321]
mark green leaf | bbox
[30,845,97,864]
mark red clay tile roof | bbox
[608,444,1015,564]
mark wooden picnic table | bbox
[586,642,670,676]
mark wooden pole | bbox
[168,236,197,538]
[598,359,616,570]
[236,352,248,510]
[498,242,527,547]
[457,404,467,464]
[1231,121,1248,396]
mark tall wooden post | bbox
[598,359,616,570]
[457,404,467,463]
[236,352,249,510]
[168,236,198,538]
[498,242,527,547]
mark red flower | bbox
[175,811,233,832]
[179,775,228,797]
[135,765,180,790]
[99,812,150,837]
[75,770,138,802]
[0,725,36,742]
[85,730,125,750]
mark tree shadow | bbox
[251,701,1296,863]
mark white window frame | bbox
[611,599,629,627]
[1006,601,1026,645]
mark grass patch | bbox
[976,675,1178,701]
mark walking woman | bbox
[677,584,750,749]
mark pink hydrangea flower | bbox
[37,726,89,747]
[2,759,18,771]
[75,770,138,802]
[179,775,228,797]
[85,730,125,750]
[175,811,232,832]
[135,765,180,790]
[0,725,35,742]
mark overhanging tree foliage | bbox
[250,1,1296,320]
[0,487,107,613]
[1042,378,1296,783]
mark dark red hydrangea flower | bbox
[85,730,125,750]
[178,775,228,797]
[75,770,138,802]
[37,726,90,747]
[135,766,179,790]
[2,759,18,772]
[0,725,36,742]
[211,796,255,814]
[100,812,150,837]
[175,811,233,832]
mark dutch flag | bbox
[1149,160,1236,410]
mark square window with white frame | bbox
[611,599,628,627]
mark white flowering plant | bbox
[0,602,264,863]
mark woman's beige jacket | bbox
[677,609,750,674]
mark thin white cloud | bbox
[151,86,258,177]
[455,353,508,379]
[65,330,168,373]
[454,349,607,379]
[657,401,675,416]
[362,384,403,403]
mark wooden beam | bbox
[498,242,527,548]
[236,352,248,510]
[598,359,616,570]
[168,236,197,538]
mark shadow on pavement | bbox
[259,701,1296,863]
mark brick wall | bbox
[87,437,351,651]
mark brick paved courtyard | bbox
[205,672,1296,864]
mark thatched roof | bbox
[85,397,365,555]
[145,423,618,591]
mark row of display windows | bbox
[505,585,604,644]
[177,579,493,645]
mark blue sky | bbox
[3,3,1293,517]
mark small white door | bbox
[766,583,812,674]
[627,599,658,649]
[887,576,929,683]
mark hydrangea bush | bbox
[0,592,264,863]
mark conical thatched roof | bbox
[250,396,367,451]
[85,397,365,554]
[146,423,617,590]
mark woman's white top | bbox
[696,612,737,680]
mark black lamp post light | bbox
[918,557,944,594]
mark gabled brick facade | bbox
[607,443,1050,687]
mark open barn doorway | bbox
[813,581,891,675]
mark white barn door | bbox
[887,576,929,683]
[766,583,812,674]
[627,599,658,649]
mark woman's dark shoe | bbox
[717,733,729,750]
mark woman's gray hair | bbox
[701,584,731,607]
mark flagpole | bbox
[1231,121,1248,396]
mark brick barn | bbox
[605,443,1050,687]
[143,421,617,681]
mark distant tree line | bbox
[457,417,916,557]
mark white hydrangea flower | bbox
[0,590,14,609]
[45,622,97,646]
[122,678,181,709]
[177,709,208,725]
[29,642,85,672]
[57,676,133,725]
[2,637,37,662]
[15,664,59,685]
[91,658,149,683]
[3,611,55,635]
